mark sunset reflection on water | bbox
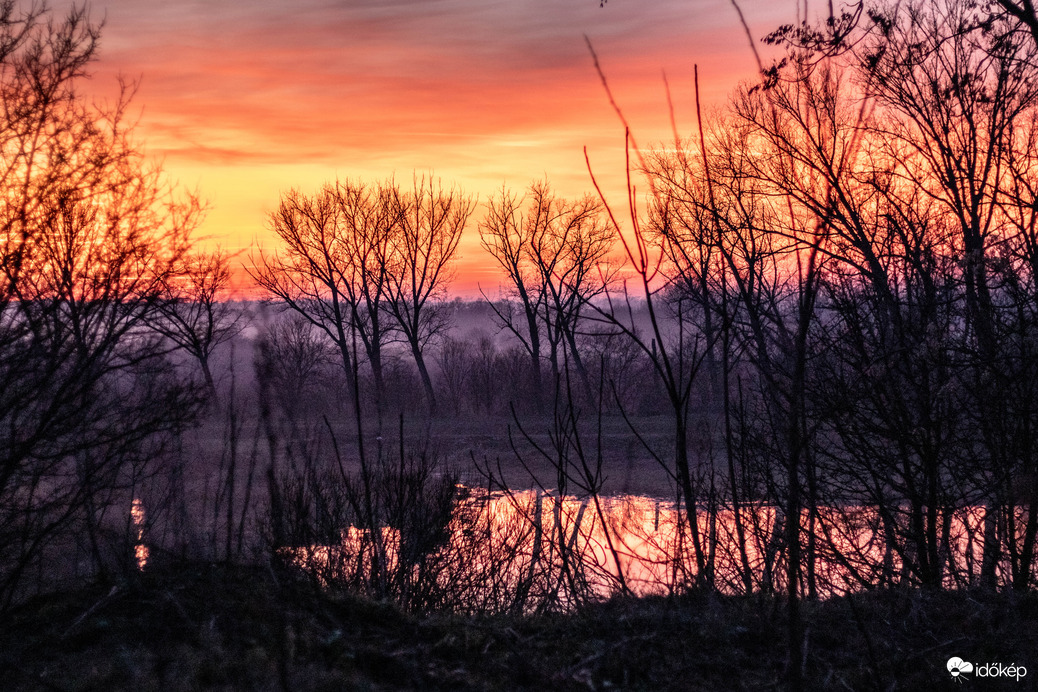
[284,488,1011,602]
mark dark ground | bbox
[2,561,1037,691]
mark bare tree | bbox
[527,183,615,401]
[381,176,473,414]
[155,248,245,397]
[762,0,1038,591]
[480,181,614,409]
[332,180,398,415]
[253,180,407,419]
[254,312,337,421]
[252,188,360,410]
[480,186,549,413]
[0,2,205,606]
[996,0,1038,47]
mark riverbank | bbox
[2,562,1035,690]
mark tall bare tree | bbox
[527,183,615,401]
[0,2,204,606]
[480,181,614,409]
[332,180,398,414]
[253,188,360,409]
[480,186,547,412]
[382,176,473,414]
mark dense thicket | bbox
[217,0,1038,605]
[0,2,216,608]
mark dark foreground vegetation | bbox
[3,562,1037,691]
[8,0,1038,690]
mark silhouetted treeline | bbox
[241,0,1038,629]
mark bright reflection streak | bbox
[284,489,1024,605]
[131,498,149,570]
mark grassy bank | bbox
[2,562,1036,691]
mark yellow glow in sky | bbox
[54,0,795,296]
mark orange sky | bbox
[58,0,795,296]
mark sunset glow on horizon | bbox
[59,0,795,296]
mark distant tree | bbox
[480,182,614,408]
[526,184,615,400]
[479,186,550,412]
[332,180,398,415]
[254,312,336,420]
[252,184,386,412]
[435,335,473,416]
[155,248,245,397]
[253,181,410,419]
[252,188,359,405]
[381,176,473,414]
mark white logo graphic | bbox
[947,657,1028,682]
[948,657,974,680]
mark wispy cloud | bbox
[46,0,792,292]
[80,0,787,163]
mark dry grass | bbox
[2,561,1036,691]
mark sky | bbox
[54,0,796,296]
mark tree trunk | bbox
[410,340,437,414]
